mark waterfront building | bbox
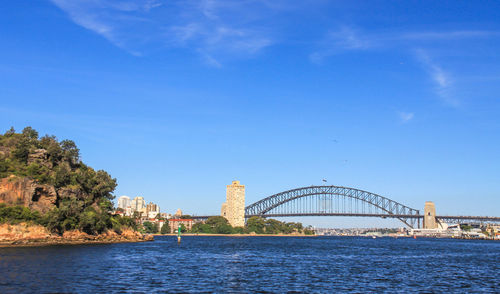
[146,202,160,219]
[117,196,131,210]
[168,218,193,233]
[221,180,245,227]
[411,223,462,238]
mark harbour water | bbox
[0,236,499,293]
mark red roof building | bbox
[168,219,194,233]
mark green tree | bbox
[22,126,38,140]
[0,204,41,224]
[114,215,137,231]
[205,216,233,234]
[12,137,31,163]
[4,127,15,136]
[160,220,170,234]
[78,206,112,234]
[132,211,141,220]
[91,170,117,201]
[461,224,472,231]
[303,226,315,235]
[288,222,303,233]
[40,135,63,165]
[191,223,212,233]
[26,163,51,184]
[143,221,159,234]
[206,216,229,227]
[53,163,71,187]
[60,139,80,164]
[246,216,265,234]
[0,159,8,177]
[232,226,246,234]
[265,219,283,234]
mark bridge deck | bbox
[191,214,500,222]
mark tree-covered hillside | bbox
[0,126,115,193]
[0,127,134,235]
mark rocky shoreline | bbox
[0,223,153,247]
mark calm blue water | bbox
[0,236,499,293]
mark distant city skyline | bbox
[1,1,500,228]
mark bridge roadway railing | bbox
[246,214,500,221]
[245,213,420,219]
[191,214,500,226]
[436,215,500,224]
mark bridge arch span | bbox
[245,185,421,228]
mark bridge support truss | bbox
[245,186,421,228]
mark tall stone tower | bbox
[221,180,245,227]
[423,201,437,229]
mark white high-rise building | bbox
[131,196,145,211]
[221,180,245,227]
[117,196,131,210]
[130,196,146,216]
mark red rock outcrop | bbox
[27,149,52,168]
[0,223,53,241]
[0,176,57,213]
[0,176,153,246]
[0,223,153,246]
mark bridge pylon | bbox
[423,201,437,229]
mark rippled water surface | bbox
[0,236,499,293]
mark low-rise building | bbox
[168,219,193,233]
[160,212,171,219]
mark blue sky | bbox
[1,1,499,227]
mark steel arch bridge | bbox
[245,185,422,228]
[191,185,500,228]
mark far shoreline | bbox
[154,233,317,237]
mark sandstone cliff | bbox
[0,176,57,213]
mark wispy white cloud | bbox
[310,27,374,63]
[415,49,459,107]
[197,50,222,68]
[398,111,414,123]
[403,30,500,41]
[330,27,373,50]
[310,27,500,63]
[311,27,500,106]
[50,0,279,66]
